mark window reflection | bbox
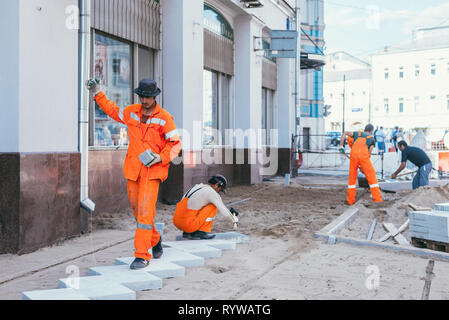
[93,33,131,147]
[203,69,232,146]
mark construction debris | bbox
[366,219,377,240]
[378,219,410,243]
[382,222,410,246]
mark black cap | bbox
[209,174,228,194]
[134,79,161,97]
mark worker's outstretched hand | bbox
[232,215,239,229]
[86,78,102,96]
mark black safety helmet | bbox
[208,174,228,194]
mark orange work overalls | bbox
[173,187,218,234]
[347,131,382,205]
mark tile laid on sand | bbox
[58,271,162,299]
[175,232,250,243]
[22,288,89,300]
[22,237,245,300]
[89,260,185,279]
[115,247,205,268]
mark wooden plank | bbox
[421,260,435,300]
[377,219,409,242]
[383,222,410,246]
[367,219,377,240]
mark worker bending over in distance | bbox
[87,78,181,270]
[392,141,432,190]
[339,124,383,205]
[173,175,239,240]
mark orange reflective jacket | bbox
[94,91,181,182]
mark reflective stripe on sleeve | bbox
[165,129,179,140]
[146,118,167,126]
[137,223,153,231]
[130,112,140,122]
[348,185,357,189]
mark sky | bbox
[324,0,449,60]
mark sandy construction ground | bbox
[1,176,449,300]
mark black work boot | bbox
[183,232,200,240]
[130,258,149,270]
[152,238,163,259]
[192,231,216,240]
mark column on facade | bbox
[276,58,296,175]
[234,14,264,184]
[161,0,204,200]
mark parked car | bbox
[325,131,341,149]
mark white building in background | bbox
[371,25,449,142]
[324,51,371,132]
[298,0,326,151]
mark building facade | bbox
[324,51,372,132]
[371,26,449,141]
[0,0,324,254]
[298,0,326,151]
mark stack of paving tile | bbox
[22,232,248,300]
[409,203,449,243]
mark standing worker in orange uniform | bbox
[339,124,382,205]
[87,78,181,270]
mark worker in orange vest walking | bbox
[87,78,181,270]
[339,124,382,205]
[173,175,239,240]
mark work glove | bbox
[85,78,102,96]
[339,147,346,154]
[232,215,239,229]
[148,154,162,167]
[230,208,239,217]
[138,149,161,167]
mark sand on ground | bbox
[1,176,449,300]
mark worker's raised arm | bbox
[339,131,353,154]
[93,91,126,125]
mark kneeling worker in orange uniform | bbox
[173,175,239,240]
[87,78,181,270]
[339,124,382,205]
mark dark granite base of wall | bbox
[277,148,293,176]
[0,154,20,253]
[88,150,129,213]
[0,152,82,255]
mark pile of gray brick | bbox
[410,203,449,243]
